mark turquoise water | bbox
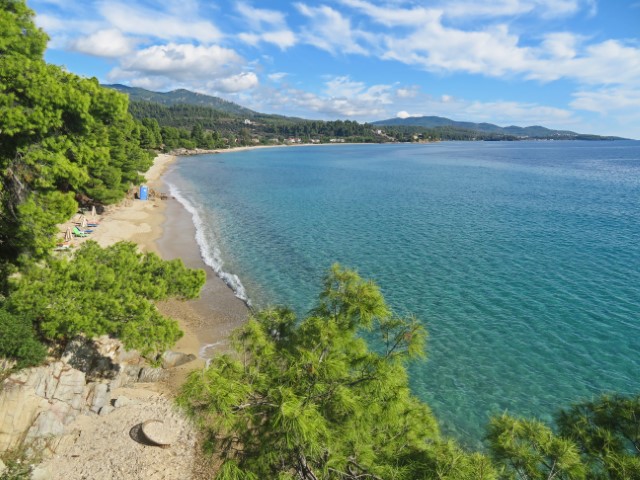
[165,141,640,447]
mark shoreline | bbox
[56,152,250,390]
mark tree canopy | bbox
[5,241,205,359]
[0,0,152,263]
[179,264,497,480]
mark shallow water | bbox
[165,141,640,447]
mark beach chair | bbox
[72,226,89,237]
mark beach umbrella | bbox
[91,205,97,220]
[64,227,72,242]
[81,216,87,229]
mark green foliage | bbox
[0,306,46,368]
[179,264,496,479]
[557,394,640,479]
[488,394,640,480]
[6,241,205,356]
[0,1,152,262]
[0,0,48,60]
[487,414,586,480]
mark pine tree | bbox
[179,264,496,479]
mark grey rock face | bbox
[137,367,169,383]
[161,351,196,369]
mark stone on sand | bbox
[141,419,176,447]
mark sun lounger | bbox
[72,226,89,237]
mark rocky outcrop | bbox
[0,336,192,454]
[161,351,196,369]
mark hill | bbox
[372,115,624,140]
[105,84,258,118]
[105,85,624,142]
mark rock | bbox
[89,383,110,414]
[61,335,143,382]
[52,367,85,404]
[0,367,54,451]
[0,357,16,372]
[161,351,196,369]
[108,365,142,390]
[27,410,65,440]
[137,368,168,383]
[30,465,52,480]
[113,396,134,408]
[99,405,114,416]
[140,420,176,447]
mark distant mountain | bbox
[104,84,258,118]
[105,85,624,141]
[372,116,623,140]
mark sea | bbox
[164,141,640,448]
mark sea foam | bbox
[166,181,251,305]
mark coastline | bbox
[56,152,250,390]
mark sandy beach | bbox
[57,152,249,376]
[40,152,250,479]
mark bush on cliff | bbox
[6,241,206,357]
[0,307,46,368]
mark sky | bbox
[27,0,640,138]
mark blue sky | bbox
[28,0,640,138]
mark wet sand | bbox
[155,190,249,358]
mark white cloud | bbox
[236,2,288,30]
[338,0,441,27]
[382,20,533,78]
[108,43,258,94]
[462,100,575,126]
[210,72,259,93]
[539,32,580,60]
[268,72,288,82]
[336,0,640,88]
[295,3,369,55]
[339,0,591,26]
[250,77,399,118]
[70,29,136,57]
[98,2,222,42]
[396,111,411,118]
[527,39,640,84]
[396,86,420,98]
[571,87,640,113]
[261,30,297,49]
[438,0,586,18]
[117,43,243,79]
[236,2,296,49]
[324,76,394,107]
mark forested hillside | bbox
[373,115,625,140]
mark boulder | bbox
[140,420,176,447]
[161,351,196,369]
[137,368,168,383]
[88,383,110,414]
[30,465,52,480]
[99,405,114,416]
